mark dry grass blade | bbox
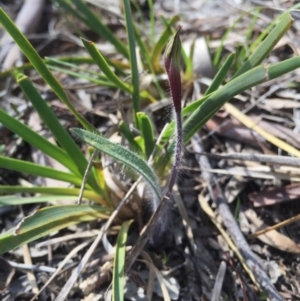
[22,244,38,295]
[173,185,195,252]
[141,252,171,301]
[211,261,227,301]
[224,102,300,158]
[245,209,300,253]
[30,240,92,301]
[248,213,300,239]
[193,152,300,167]
[200,166,300,182]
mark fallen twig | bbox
[187,151,300,167]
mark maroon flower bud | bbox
[164,26,182,113]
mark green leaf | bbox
[151,15,180,71]
[0,156,83,187]
[136,112,155,159]
[0,195,82,206]
[0,109,75,171]
[70,128,162,200]
[71,0,129,58]
[0,56,104,80]
[81,38,155,102]
[0,205,109,254]
[161,94,210,143]
[133,24,165,99]
[0,8,93,131]
[182,39,194,81]
[183,57,300,144]
[213,10,248,67]
[147,0,155,45]
[123,0,140,123]
[17,74,94,181]
[0,186,101,201]
[47,65,116,88]
[81,38,132,94]
[204,53,236,96]
[119,121,142,153]
[233,11,293,78]
[112,220,133,301]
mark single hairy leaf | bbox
[70,128,161,200]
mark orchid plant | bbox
[0,4,300,299]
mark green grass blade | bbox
[213,11,247,67]
[17,74,93,179]
[52,0,128,58]
[0,8,93,131]
[204,53,236,96]
[0,195,82,206]
[237,8,260,62]
[0,156,83,187]
[112,220,133,301]
[46,57,109,80]
[47,65,116,87]
[161,94,211,142]
[70,128,162,200]
[248,13,277,54]
[268,57,300,79]
[147,0,155,45]
[81,38,155,103]
[136,112,155,159]
[52,0,87,25]
[72,0,129,58]
[183,39,195,81]
[0,56,103,80]
[151,15,180,71]
[0,205,109,254]
[0,109,75,171]
[81,38,132,93]
[0,186,101,200]
[133,24,165,99]
[233,11,293,78]
[122,0,140,123]
[119,121,142,153]
[46,56,126,78]
[183,57,300,144]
